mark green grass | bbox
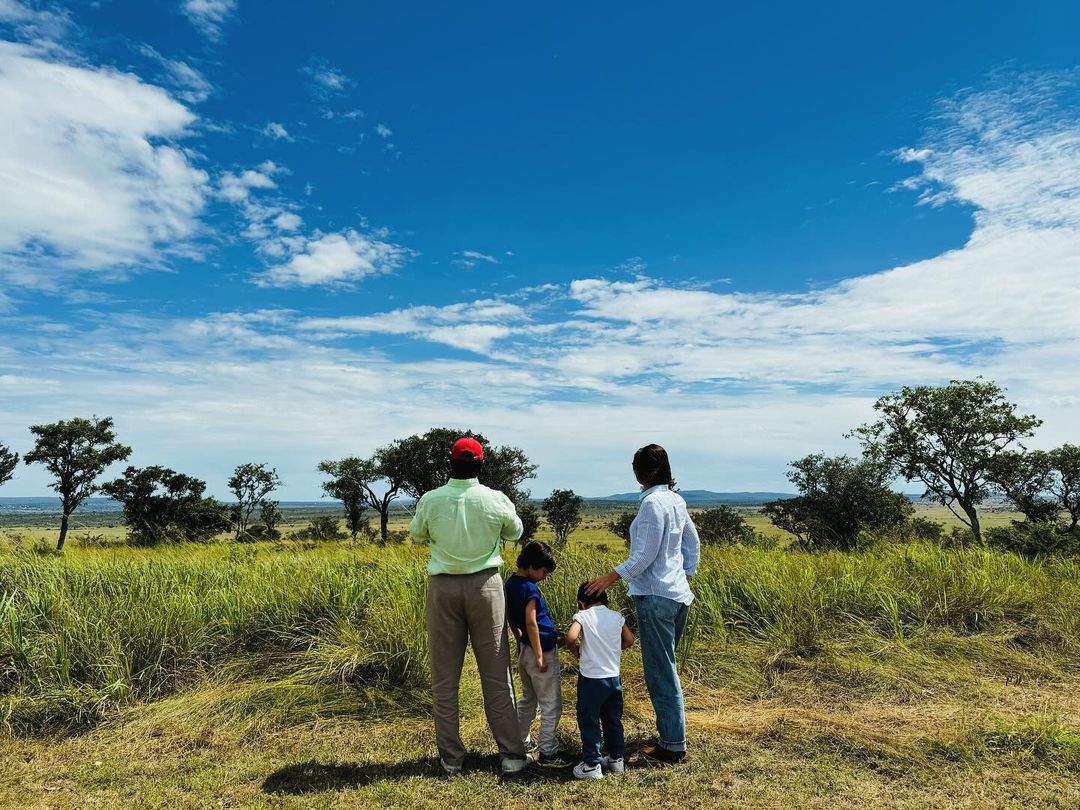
[2,519,1080,807]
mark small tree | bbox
[695,505,754,545]
[606,511,635,546]
[0,442,18,487]
[383,427,536,502]
[517,501,541,545]
[24,416,132,551]
[993,445,1080,533]
[228,462,281,540]
[542,488,583,549]
[763,454,912,551]
[318,455,401,543]
[852,379,1041,545]
[260,500,283,539]
[102,465,230,546]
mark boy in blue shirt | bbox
[505,541,569,767]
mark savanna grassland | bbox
[2,512,1080,809]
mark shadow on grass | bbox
[262,755,580,794]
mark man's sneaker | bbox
[439,758,463,775]
[600,755,625,773]
[639,742,687,766]
[500,754,530,775]
[538,750,572,768]
[572,761,604,780]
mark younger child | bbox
[566,581,635,780]
[504,541,568,767]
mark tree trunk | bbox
[961,502,982,545]
[380,509,389,544]
[57,513,70,551]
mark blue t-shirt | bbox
[505,574,558,651]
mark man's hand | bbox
[535,652,548,673]
[585,569,620,597]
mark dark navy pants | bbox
[576,675,625,765]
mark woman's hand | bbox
[585,569,620,596]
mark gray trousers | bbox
[425,569,525,766]
[517,645,562,755]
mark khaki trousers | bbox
[425,568,525,767]
[517,645,562,755]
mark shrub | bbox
[983,523,1079,559]
[606,511,635,545]
[288,516,347,541]
[695,505,754,545]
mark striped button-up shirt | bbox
[614,485,700,605]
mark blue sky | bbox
[2,1,1080,499]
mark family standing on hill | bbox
[408,438,700,779]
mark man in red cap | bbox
[410,435,526,774]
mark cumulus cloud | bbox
[376,123,392,138]
[262,121,291,140]
[258,230,410,288]
[0,41,208,286]
[182,0,236,40]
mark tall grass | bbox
[1,539,1078,735]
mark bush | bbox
[606,511,635,545]
[983,523,1079,558]
[288,516,347,541]
[695,505,755,545]
[900,516,945,543]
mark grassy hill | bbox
[1,521,1079,808]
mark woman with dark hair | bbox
[586,444,700,764]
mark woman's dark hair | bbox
[632,443,676,489]
[577,581,608,606]
[517,541,557,572]
[449,457,484,479]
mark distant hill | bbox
[588,490,795,505]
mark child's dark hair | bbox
[517,541,557,572]
[577,581,608,606]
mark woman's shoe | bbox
[639,743,687,765]
[572,761,604,780]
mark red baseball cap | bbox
[450,437,484,460]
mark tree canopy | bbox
[102,466,230,545]
[24,416,132,550]
[0,442,17,488]
[542,488,583,549]
[851,379,1040,544]
[228,462,281,540]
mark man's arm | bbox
[565,620,582,657]
[500,493,524,545]
[524,599,547,672]
[409,496,430,543]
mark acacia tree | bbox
[318,456,399,542]
[695,505,755,545]
[228,462,281,540]
[383,427,537,502]
[762,454,912,551]
[993,445,1080,532]
[24,416,132,550]
[0,442,18,488]
[851,379,1040,545]
[260,500,283,539]
[606,511,635,546]
[542,488,583,549]
[102,465,230,545]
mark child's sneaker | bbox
[538,750,572,768]
[600,755,625,773]
[572,761,604,780]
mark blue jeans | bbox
[636,595,690,752]
[576,676,625,766]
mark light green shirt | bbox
[410,478,523,575]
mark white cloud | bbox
[272,212,302,231]
[217,168,276,203]
[376,123,392,138]
[182,0,236,40]
[258,229,409,288]
[262,121,291,140]
[0,0,69,39]
[0,42,208,286]
[138,45,213,104]
[302,61,350,95]
[454,250,499,268]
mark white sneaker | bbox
[572,761,604,780]
[501,754,530,774]
[440,758,462,775]
[600,755,625,773]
